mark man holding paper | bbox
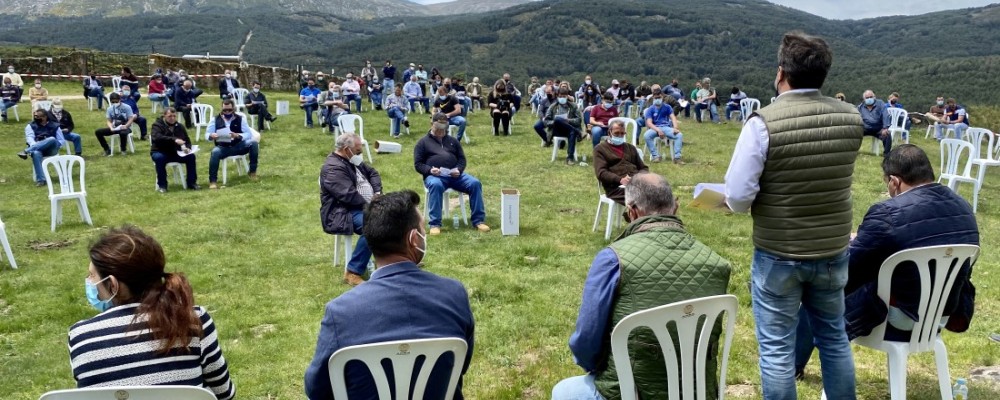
[592,120,647,206]
[150,108,199,192]
[206,99,259,190]
[413,112,490,236]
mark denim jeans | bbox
[620,99,633,117]
[1,100,15,116]
[751,248,855,400]
[460,98,471,118]
[208,141,259,183]
[27,138,61,183]
[64,132,83,155]
[449,116,467,140]
[423,174,485,227]
[550,118,581,161]
[344,94,362,113]
[408,97,429,112]
[725,104,741,121]
[86,88,105,109]
[370,91,383,108]
[387,107,406,136]
[382,79,394,93]
[534,120,548,143]
[148,93,169,108]
[696,102,719,122]
[303,103,318,126]
[151,151,198,189]
[347,210,372,275]
[551,375,604,400]
[591,126,607,147]
[863,129,892,156]
[643,125,682,160]
[937,122,968,139]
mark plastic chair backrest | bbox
[860,245,979,352]
[940,139,975,179]
[34,100,53,112]
[740,98,760,117]
[192,103,214,127]
[609,117,639,146]
[327,337,468,400]
[41,155,85,197]
[611,294,737,400]
[887,107,908,131]
[111,76,122,92]
[338,114,365,139]
[963,127,995,161]
[38,385,217,400]
[232,88,249,105]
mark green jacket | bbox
[595,214,732,400]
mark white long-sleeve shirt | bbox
[724,89,818,212]
[341,80,360,96]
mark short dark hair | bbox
[602,92,614,101]
[882,144,935,184]
[778,31,833,90]
[731,86,740,95]
[252,81,261,86]
[558,87,571,96]
[221,99,235,108]
[363,190,422,256]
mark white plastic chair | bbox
[965,128,998,210]
[611,294,737,400]
[887,107,909,145]
[38,385,217,400]
[0,215,16,269]
[41,155,93,232]
[337,114,374,163]
[739,98,760,125]
[159,162,188,189]
[608,117,639,146]
[192,103,214,143]
[447,123,470,144]
[33,100,53,112]
[6,103,19,121]
[231,88,250,113]
[327,337,468,400]
[593,182,622,241]
[938,139,980,212]
[551,136,581,163]
[424,187,468,227]
[853,245,979,400]
[333,233,353,272]
[109,125,137,155]
[111,76,123,93]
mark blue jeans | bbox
[551,375,604,400]
[344,94,362,113]
[696,102,719,122]
[534,120,548,143]
[151,151,198,189]
[620,99,633,117]
[148,93,169,108]
[27,138,61,183]
[303,103,318,126]
[591,126,607,147]
[460,98,471,117]
[64,132,83,155]
[1,100,15,116]
[370,91,383,108]
[383,79,394,93]
[423,174,485,227]
[550,119,581,161]
[751,248,855,400]
[408,97,429,112]
[449,116,467,140]
[864,129,891,156]
[86,88,105,109]
[386,107,406,136]
[643,125,682,159]
[725,104,741,121]
[937,122,968,139]
[347,210,372,275]
[208,141,259,183]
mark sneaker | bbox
[35,181,45,187]
[188,184,201,190]
[156,187,167,193]
[320,122,327,128]
[16,151,27,160]
[209,182,218,190]
[542,141,552,148]
[673,158,685,165]
[402,119,410,128]
[429,226,441,236]
[104,150,112,157]
[475,223,491,233]
[565,158,575,166]
[343,271,365,286]
[249,172,259,181]
[651,156,662,163]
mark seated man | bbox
[467,77,484,111]
[384,85,411,138]
[925,95,946,124]
[46,98,83,156]
[534,86,555,146]
[937,97,969,140]
[3,65,23,88]
[589,93,619,147]
[642,90,684,164]
[859,89,891,154]
[147,73,170,109]
[217,69,240,100]
[544,87,584,165]
[578,76,601,108]
[341,73,363,113]
[29,79,49,109]
[501,73,521,113]
[432,87,467,141]
[320,133,382,286]
[1,77,18,122]
[796,145,979,376]
[414,113,490,235]
[404,75,429,113]
[245,81,277,131]
[119,67,141,100]
[206,100,259,189]
[695,78,720,123]
[314,71,327,91]
[119,86,149,140]
[94,93,135,156]
[452,77,471,118]
[725,86,747,122]
[83,75,106,111]
[368,77,384,110]
[552,172,732,400]
[299,78,322,128]
[150,107,199,192]
[305,190,475,400]
[885,91,912,131]
[318,82,349,130]
[173,79,201,129]
[593,120,648,205]
[18,108,66,186]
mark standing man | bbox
[150,108,199,192]
[321,133,382,286]
[18,109,65,186]
[432,86,467,141]
[415,64,429,94]
[382,60,396,94]
[218,69,240,100]
[501,73,521,113]
[94,92,135,156]
[724,31,863,400]
[245,81,277,131]
[858,90,891,155]
[46,98,83,156]
[414,113,490,235]
[206,100,259,189]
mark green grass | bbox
[2,81,1000,399]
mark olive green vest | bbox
[595,215,732,400]
[751,90,863,260]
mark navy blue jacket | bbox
[413,132,466,178]
[845,183,979,339]
[304,261,475,400]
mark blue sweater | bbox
[858,100,891,132]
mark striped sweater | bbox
[67,304,235,400]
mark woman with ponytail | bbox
[68,226,235,399]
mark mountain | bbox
[421,0,542,15]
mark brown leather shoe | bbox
[249,172,259,181]
[209,182,218,190]
[429,227,441,235]
[343,270,365,286]
[476,223,491,233]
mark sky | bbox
[408,0,997,20]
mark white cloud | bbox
[767,0,996,20]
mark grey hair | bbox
[863,89,874,97]
[624,172,675,214]
[609,119,625,131]
[335,133,359,151]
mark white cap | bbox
[612,79,619,85]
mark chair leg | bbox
[1,226,16,269]
[886,347,909,400]
[222,160,229,185]
[79,197,93,226]
[934,339,953,400]
[551,140,558,162]
[364,142,374,164]
[460,193,468,225]
[593,200,603,232]
[333,236,340,267]
[604,204,615,240]
[50,199,58,232]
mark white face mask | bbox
[439,95,448,100]
[34,83,41,88]
[585,80,592,85]
[412,230,427,264]
[252,87,260,93]
[348,148,363,166]
[225,74,231,79]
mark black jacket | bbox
[47,109,75,133]
[413,132,466,178]
[218,78,240,97]
[150,117,192,154]
[320,153,382,235]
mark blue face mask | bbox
[603,102,613,109]
[653,98,663,106]
[558,97,568,105]
[609,136,626,145]
[864,98,875,106]
[85,276,116,312]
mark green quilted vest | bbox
[751,90,863,260]
[595,214,732,400]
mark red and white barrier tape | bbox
[20,73,226,79]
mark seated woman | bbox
[487,81,513,136]
[69,226,234,399]
[147,73,170,109]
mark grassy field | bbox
[2,81,1000,399]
